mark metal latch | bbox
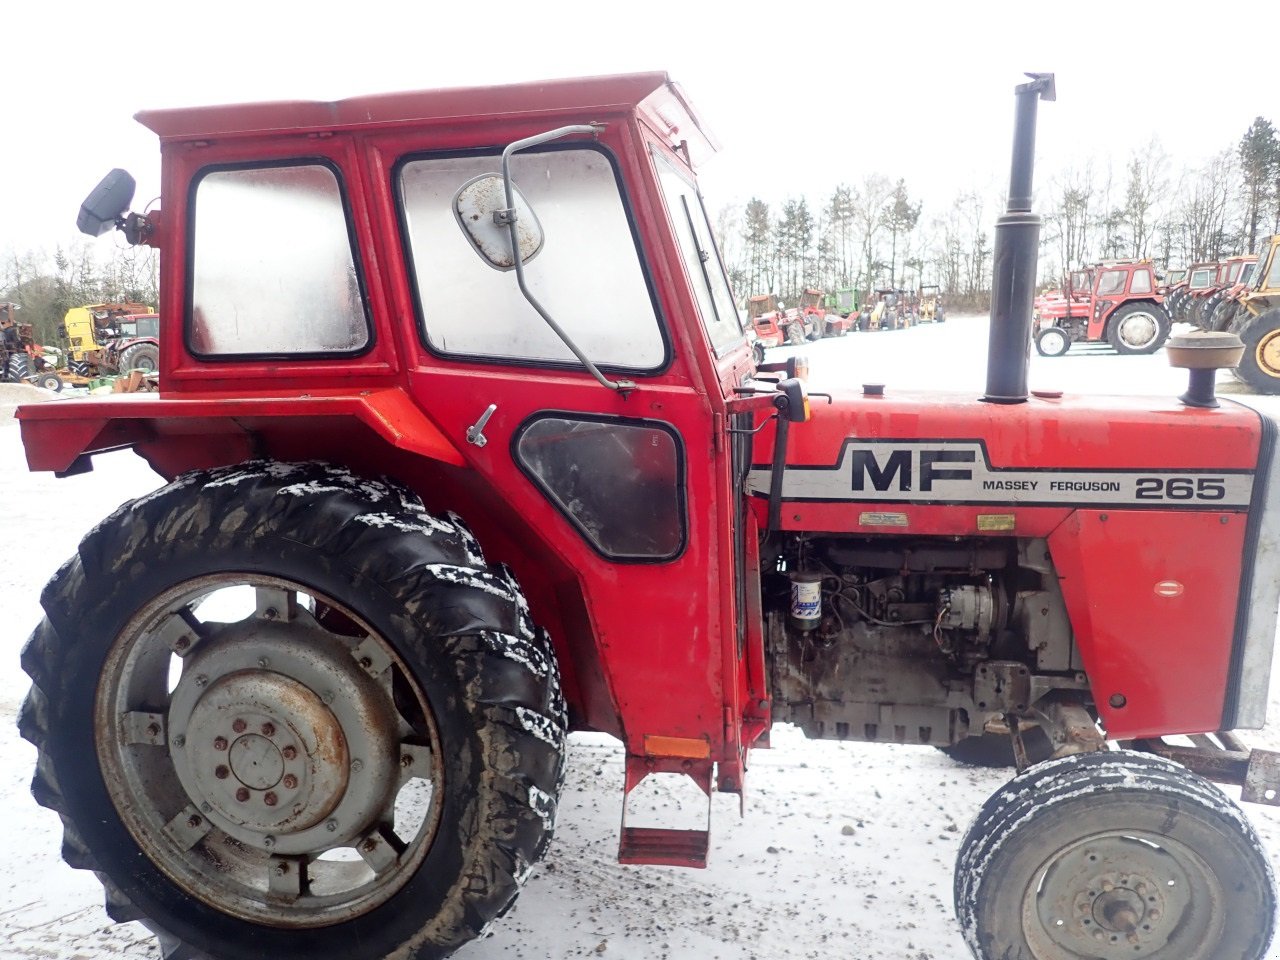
[466,404,497,447]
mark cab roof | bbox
[135,71,718,164]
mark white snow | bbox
[4,315,1280,959]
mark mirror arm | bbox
[497,124,635,396]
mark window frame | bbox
[392,142,673,377]
[183,157,375,362]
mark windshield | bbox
[651,149,744,355]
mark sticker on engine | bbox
[746,439,1254,509]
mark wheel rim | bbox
[1118,312,1159,349]
[1255,329,1280,378]
[1022,831,1220,959]
[96,574,443,927]
[1041,330,1066,355]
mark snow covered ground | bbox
[3,315,1280,959]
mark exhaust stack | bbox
[983,73,1056,404]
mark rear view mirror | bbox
[77,169,137,237]
[453,174,544,271]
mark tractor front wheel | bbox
[1034,326,1071,357]
[1107,304,1171,355]
[955,751,1275,960]
[19,462,565,960]
[36,371,63,392]
[1234,309,1280,394]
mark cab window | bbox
[188,162,370,357]
[1096,270,1126,296]
[398,147,666,371]
[651,150,744,355]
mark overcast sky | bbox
[5,0,1277,258]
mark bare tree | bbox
[1123,139,1169,259]
[851,175,893,296]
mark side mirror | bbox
[453,174,544,271]
[77,169,137,237]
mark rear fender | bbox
[17,387,464,476]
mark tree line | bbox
[714,116,1280,311]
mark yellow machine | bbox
[63,302,151,374]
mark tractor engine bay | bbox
[764,535,1087,747]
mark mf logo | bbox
[850,447,976,492]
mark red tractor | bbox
[798,287,851,336]
[1196,255,1258,332]
[1032,260,1171,355]
[16,72,1280,960]
[747,293,813,346]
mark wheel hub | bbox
[1256,329,1280,377]
[185,671,349,834]
[168,620,399,856]
[1120,314,1157,348]
[1034,838,1192,958]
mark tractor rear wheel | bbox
[119,341,160,373]
[1107,304,1170,355]
[1234,309,1280,394]
[1035,326,1071,357]
[955,751,1275,960]
[785,323,804,345]
[19,461,565,960]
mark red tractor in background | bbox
[798,287,851,336]
[1032,259,1171,355]
[1195,255,1258,332]
[747,293,814,346]
[15,72,1280,960]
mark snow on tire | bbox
[954,750,1275,960]
[18,460,566,960]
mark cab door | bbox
[362,120,745,772]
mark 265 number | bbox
[1135,477,1226,500]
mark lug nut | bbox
[361,837,377,853]
[187,814,202,829]
[282,774,298,789]
[232,719,247,733]
[326,819,338,832]
[282,745,297,760]
[215,765,230,780]
[264,792,278,807]
[235,788,250,802]
[173,735,186,749]
[264,835,276,849]
[257,657,270,668]
[263,608,278,621]
[351,759,363,773]
[146,722,161,739]
[274,862,289,876]
[194,675,208,688]
[175,635,190,651]
[1148,909,1161,921]
[261,722,276,737]
[213,737,228,751]
[400,754,413,768]
[358,657,372,669]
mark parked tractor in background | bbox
[13,72,1280,960]
[824,287,857,318]
[747,293,811,346]
[1196,256,1257,332]
[858,287,902,330]
[1223,234,1280,393]
[800,287,850,336]
[918,284,945,322]
[1166,261,1220,326]
[1,302,64,391]
[1032,260,1170,356]
[64,302,160,377]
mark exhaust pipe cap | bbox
[1167,331,1245,408]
